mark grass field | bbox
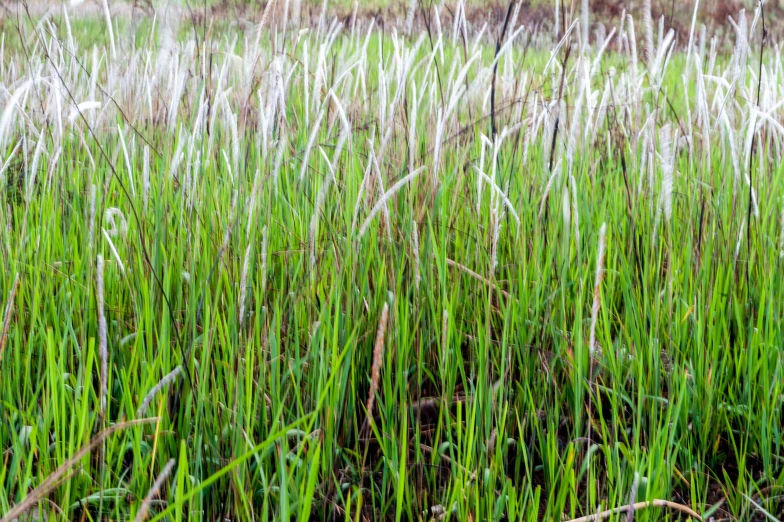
[1,0,784,520]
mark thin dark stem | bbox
[21,3,188,387]
[491,1,515,140]
[418,0,445,112]
[36,23,163,157]
[747,0,766,288]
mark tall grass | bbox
[1,1,784,521]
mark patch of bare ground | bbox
[4,0,783,42]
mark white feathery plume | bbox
[169,129,186,181]
[562,185,571,239]
[102,229,127,277]
[742,111,760,219]
[272,130,287,194]
[694,57,711,160]
[167,68,187,134]
[544,20,579,76]
[488,26,526,71]
[698,24,707,65]
[749,1,765,38]
[247,169,264,235]
[405,0,417,35]
[101,0,117,60]
[89,184,97,250]
[589,223,607,356]
[351,154,374,235]
[62,4,74,53]
[581,0,589,49]
[69,101,101,124]
[658,125,674,222]
[143,146,150,210]
[412,219,421,290]
[752,108,784,142]
[136,367,183,417]
[570,174,580,246]
[132,459,176,522]
[779,196,784,258]
[451,0,462,44]
[0,140,22,186]
[367,141,392,240]
[0,80,32,150]
[408,84,418,175]
[731,10,748,86]
[592,81,611,137]
[292,0,301,26]
[566,60,588,170]
[735,219,746,265]
[103,208,129,238]
[318,146,337,187]
[50,81,63,142]
[590,27,616,79]
[490,207,501,273]
[651,29,675,83]
[256,0,274,45]
[647,126,656,206]
[299,105,326,182]
[685,0,701,72]
[377,63,387,138]
[682,74,694,158]
[118,125,135,198]
[222,94,240,180]
[97,255,108,414]
[282,0,291,36]
[627,15,638,79]
[26,133,46,204]
[744,174,759,220]
[309,175,332,277]
[470,23,488,56]
[472,165,521,226]
[328,93,351,178]
[239,242,253,328]
[350,1,358,37]
[721,113,740,196]
[433,3,443,62]
[707,37,717,76]
[477,137,487,214]
[431,109,447,188]
[317,0,329,38]
[642,0,654,67]
[89,47,100,110]
[441,309,449,361]
[261,226,269,295]
[358,166,427,239]
[594,23,606,54]
[510,1,522,35]
[539,160,562,219]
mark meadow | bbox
[1,0,784,520]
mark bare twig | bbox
[0,419,159,522]
[446,258,512,300]
[562,500,702,522]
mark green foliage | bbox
[1,3,783,521]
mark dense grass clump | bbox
[1,1,784,520]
